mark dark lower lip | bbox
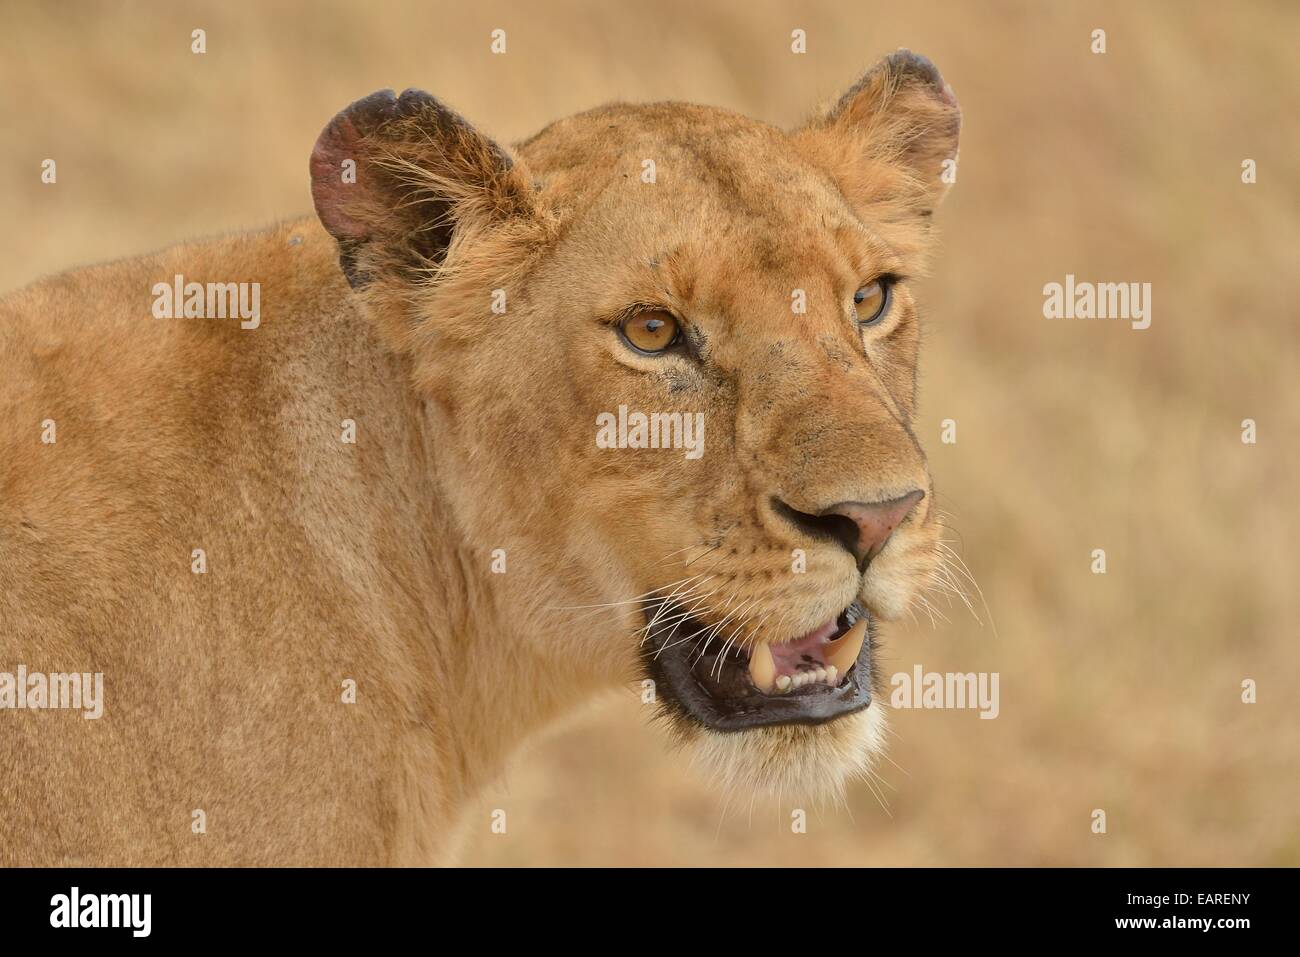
[641,601,876,731]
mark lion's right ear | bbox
[310,89,534,289]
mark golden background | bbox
[3,0,1297,865]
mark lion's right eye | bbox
[618,310,681,354]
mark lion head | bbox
[310,50,961,802]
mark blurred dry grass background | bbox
[3,0,1297,865]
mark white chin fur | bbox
[687,704,887,802]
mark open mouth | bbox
[642,600,875,731]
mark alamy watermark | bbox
[152,273,261,329]
[596,404,704,460]
[890,664,999,719]
[1042,274,1151,330]
[0,665,103,719]
[50,887,150,937]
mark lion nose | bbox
[777,490,924,571]
[826,491,925,569]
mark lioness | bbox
[0,50,960,865]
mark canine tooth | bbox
[776,675,792,692]
[825,665,839,686]
[749,642,776,692]
[823,619,867,675]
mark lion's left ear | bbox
[794,50,961,218]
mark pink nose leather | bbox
[823,490,924,569]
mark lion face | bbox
[311,51,961,799]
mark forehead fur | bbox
[518,101,937,294]
[514,103,915,315]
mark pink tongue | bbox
[769,619,838,672]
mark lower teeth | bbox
[775,664,842,693]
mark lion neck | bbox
[381,400,618,848]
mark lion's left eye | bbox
[853,279,893,326]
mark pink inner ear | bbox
[310,112,374,243]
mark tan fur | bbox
[0,52,959,865]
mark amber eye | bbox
[853,279,893,326]
[619,309,681,354]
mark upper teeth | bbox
[744,618,867,695]
[748,641,777,692]
[822,618,867,675]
